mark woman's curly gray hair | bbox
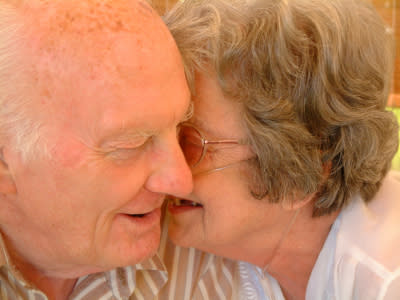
[164,0,399,216]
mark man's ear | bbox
[0,148,17,195]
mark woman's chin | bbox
[167,223,199,249]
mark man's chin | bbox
[109,230,161,266]
[102,215,162,263]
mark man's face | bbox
[0,22,192,278]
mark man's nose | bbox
[145,135,193,197]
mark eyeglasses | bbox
[178,123,250,173]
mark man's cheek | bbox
[49,135,90,170]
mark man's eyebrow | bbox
[99,128,154,146]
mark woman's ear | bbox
[282,160,332,212]
[281,191,316,211]
[0,148,17,195]
[322,160,332,179]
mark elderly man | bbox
[0,0,192,299]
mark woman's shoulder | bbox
[331,171,400,299]
[337,171,400,263]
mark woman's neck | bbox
[262,207,340,300]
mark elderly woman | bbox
[161,0,400,299]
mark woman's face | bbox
[167,72,295,262]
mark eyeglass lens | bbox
[178,125,204,167]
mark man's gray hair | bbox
[0,2,46,161]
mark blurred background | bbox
[152,0,400,170]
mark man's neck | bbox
[27,274,77,300]
[6,242,77,300]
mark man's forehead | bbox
[20,0,176,101]
[21,0,155,31]
[19,0,160,57]
[14,0,189,136]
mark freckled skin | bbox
[23,0,156,91]
[20,0,177,126]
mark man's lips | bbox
[121,196,164,218]
[128,213,146,218]
[124,207,160,218]
[119,207,162,225]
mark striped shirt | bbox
[0,237,169,300]
[0,214,237,300]
[3,172,399,299]
[156,213,237,300]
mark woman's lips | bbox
[172,198,202,207]
[167,197,203,214]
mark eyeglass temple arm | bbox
[204,140,240,145]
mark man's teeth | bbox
[173,198,202,207]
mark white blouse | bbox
[234,171,400,300]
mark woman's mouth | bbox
[172,198,203,207]
[167,197,203,214]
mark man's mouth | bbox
[119,207,162,225]
[128,214,146,218]
[125,207,160,218]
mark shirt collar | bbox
[0,231,30,286]
[104,255,167,299]
[71,258,168,300]
[0,230,167,299]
